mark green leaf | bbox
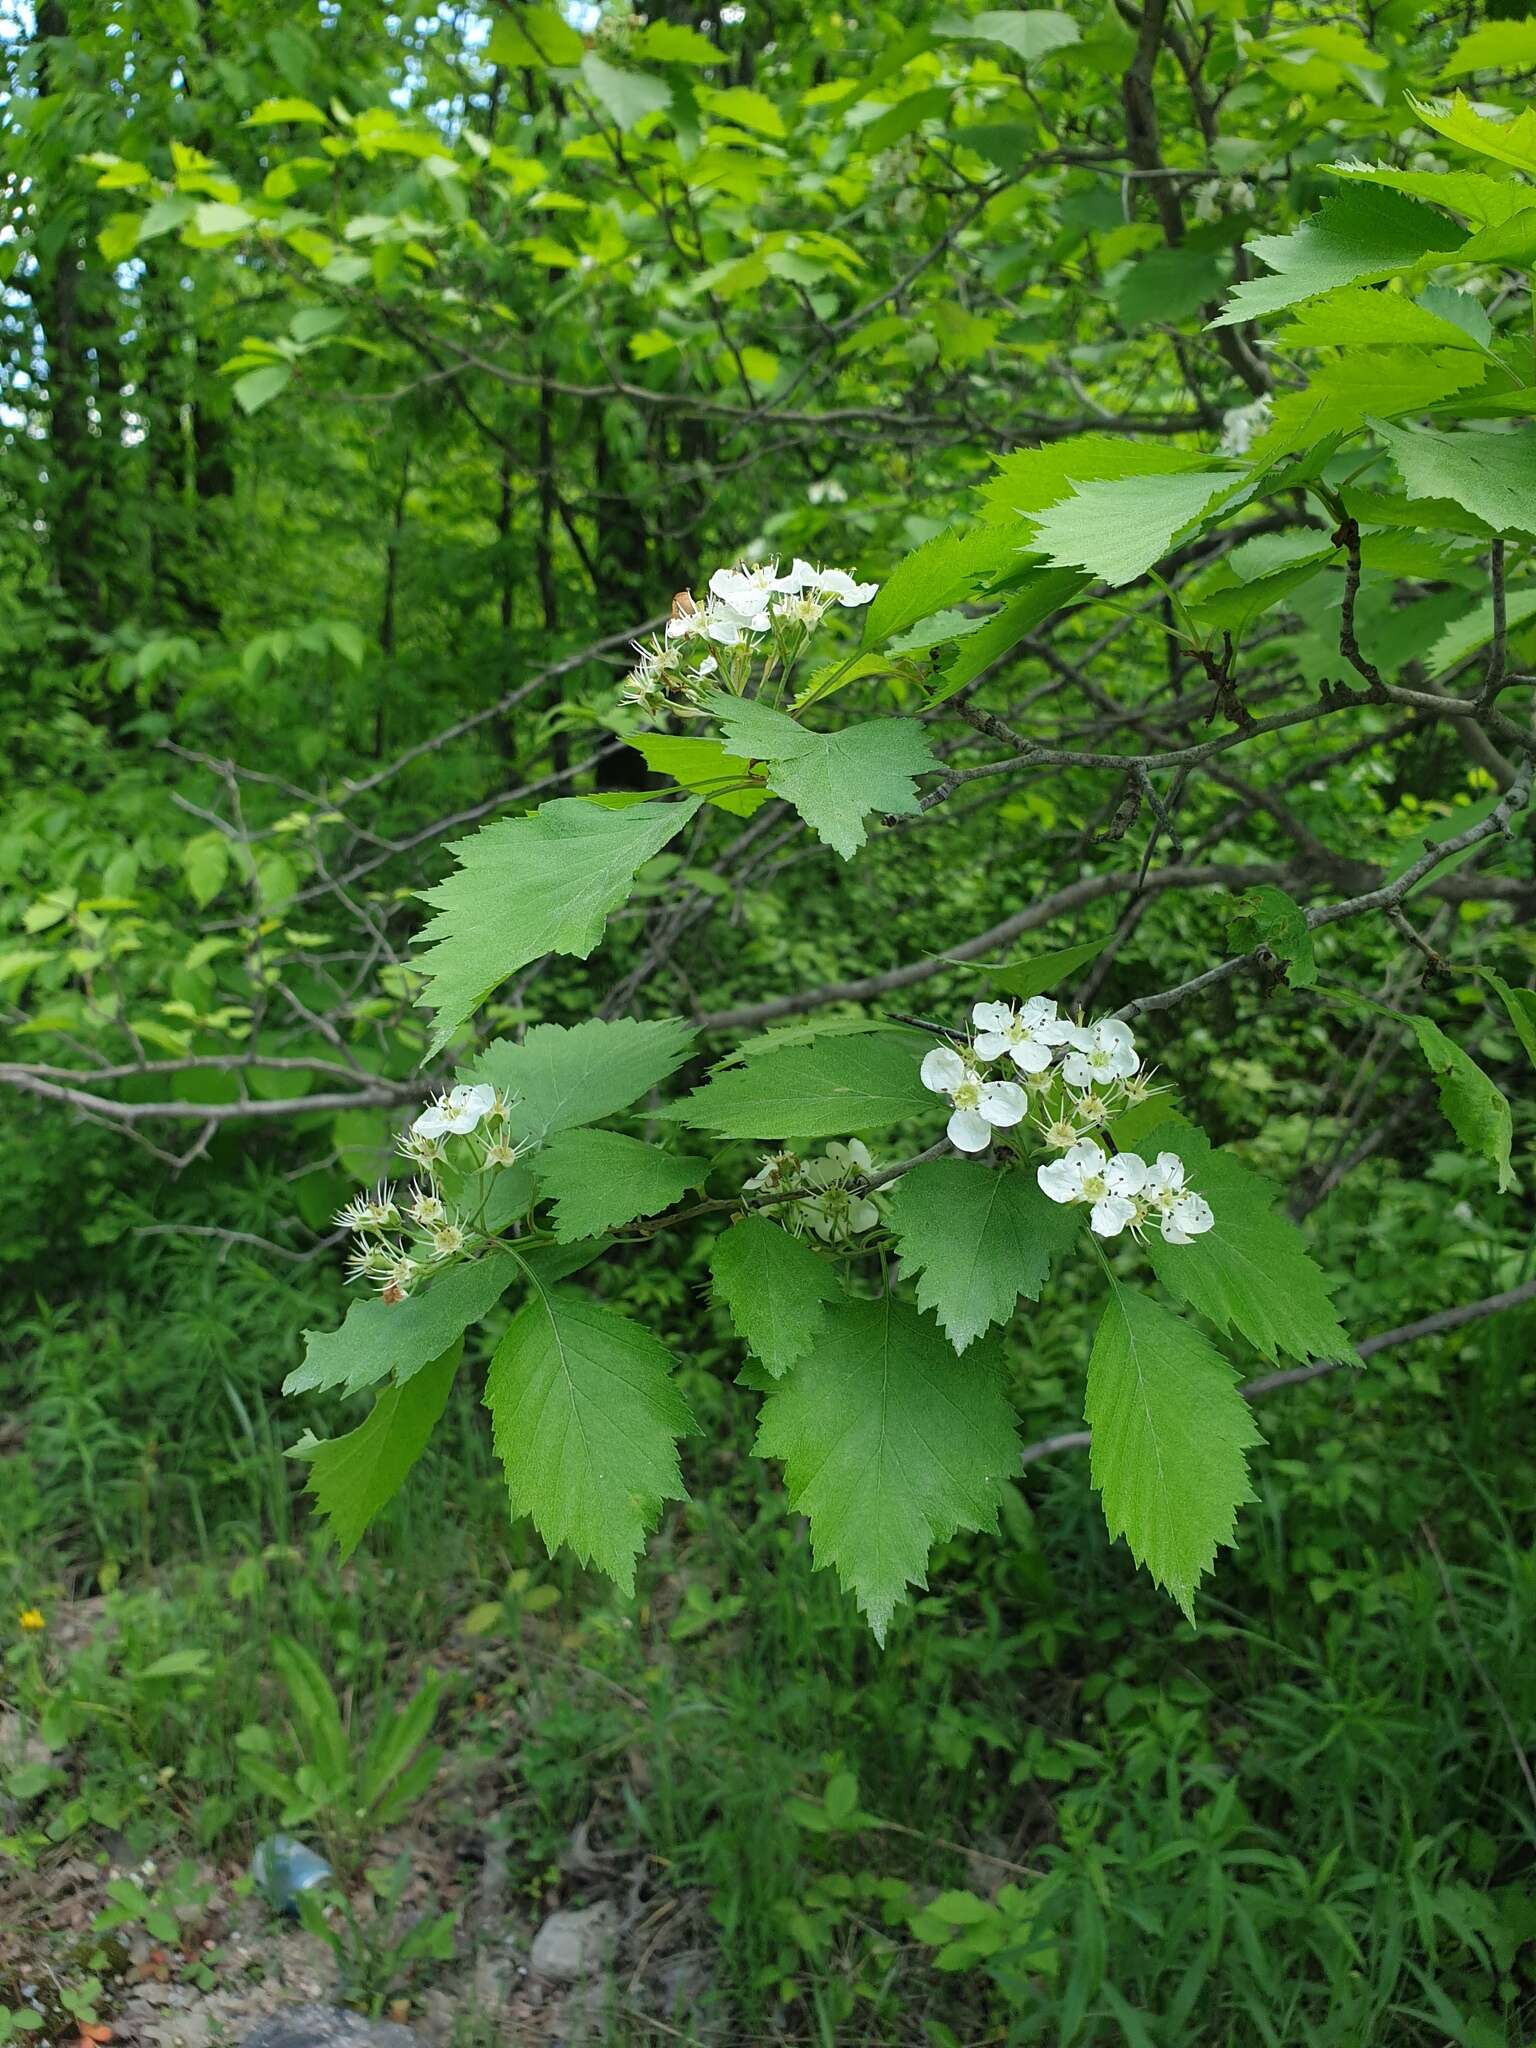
[885,608,992,656]
[1031,473,1233,588]
[1405,91,1536,177]
[709,1214,842,1377]
[674,1030,930,1139]
[1439,20,1536,79]
[630,733,768,816]
[234,364,294,414]
[1276,285,1495,353]
[888,1159,1082,1353]
[1209,187,1464,329]
[293,1342,460,1559]
[534,1128,701,1242]
[286,1257,516,1398]
[978,438,1210,524]
[192,201,254,238]
[988,938,1105,1000]
[580,53,671,130]
[934,9,1079,62]
[1481,970,1536,1072]
[1325,158,1535,230]
[706,85,786,138]
[928,569,1086,703]
[1427,587,1536,677]
[182,831,230,909]
[635,20,721,64]
[484,1273,696,1591]
[487,6,584,66]
[755,1296,1020,1641]
[1187,556,1330,638]
[1374,419,1536,537]
[863,522,1031,643]
[1406,1015,1518,1193]
[245,96,330,124]
[414,797,700,1057]
[1221,885,1317,988]
[1141,1123,1356,1366]
[1086,1283,1261,1622]
[1248,349,1487,467]
[707,695,938,860]
[96,212,141,262]
[1114,245,1225,329]
[469,1016,695,1147]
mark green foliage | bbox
[888,1158,1080,1353]
[1210,187,1465,328]
[1031,472,1234,588]
[1086,1281,1262,1621]
[708,694,938,859]
[708,1214,841,1379]
[533,1128,701,1242]
[470,1016,696,1145]
[292,1341,461,1559]
[1221,884,1318,988]
[414,799,699,1055]
[287,1260,516,1398]
[674,1030,930,1140]
[484,1270,696,1591]
[755,1296,1020,1641]
[1407,1015,1519,1194]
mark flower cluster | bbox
[743,1137,890,1243]
[1220,396,1273,456]
[335,1082,525,1302]
[621,556,879,718]
[920,998,1214,1246]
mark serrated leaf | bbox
[978,438,1210,524]
[630,733,768,815]
[287,1258,517,1398]
[1221,885,1317,988]
[1482,970,1536,1072]
[863,522,1031,643]
[934,9,1079,61]
[988,938,1105,1000]
[1407,1015,1518,1193]
[755,1296,1020,1640]
[1187,556,1330,638]
[674,1030,930,1139]
[707,694,938,859]
[709,1214,842,1377]
[888,1159,1082,1353]
[469,1016,695,1146]
[413,797,699,1057]
[293,1342,460,1559]
[1276,286,1494,353]
[1374,419,1536,537]
[1141,1123,1356,1366]
[1032,472,1233,588]
[885,608,992,656]
[580,52,670,130]
[1325,158,1535,229]
[534,1128,700,1242]
[1114,245,1225,329]
[484,1274,696,1591]
[1086,1283,1261,1622]
[928,569,1085,703]
[1427,587,1536,677]
[1248,349,1487,467]
[1405,91,1536,177]
[1209,187,1464,329]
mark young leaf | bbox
[1140,1122,1356,1366]
[630,733,768,816]
[1407,1016,1518,1192]
[1086,1283,1261,1622]
[709,1214,842,1377]
[1374,419,1536,537]
[469,1016,695,1146]
[755,1296,1020,1641]
[978,437,1210,524]
[534,1128,701,1242]
[1209,186,1464,329]
[1404,91,1536,176]
[988,937,1105,1000]
[287,1257,517,1398]
[1481,970,1536,1072]
[888,1159,1082,1353]
[707,694,938,859]
[674,1030,930,1139]
[1247,349,1486,467]
[484,1274,696,1591]
[1221,885,1317,988]
[414,798,699,1057]
[1031,472,1233,588]
[292,1341,460,1560]
[862,522,1030,644]
[928,569,1086,704]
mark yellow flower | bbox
[17,1608,45,1632]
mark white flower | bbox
[1036,1140,1148,1239]
[1060,1018,1140,1092]
[1227,178,1255,211]
[709,560,798,615]
[414,1082,497,1141]
[786,559,879,607]
[971,996,1071,1075]
[1143,1152,1216,1245]
[920,1044,1027,1152]
[1220,396,1273,456]
[800,1139,881,1240]
[335,1182,398,1232]
[806,478,847,505]
[484,1133,523,1169]
[1191,179,1221,223]
[406,1182,446,1228]
[427,1219,467,1261]
[744,1148,802,1195]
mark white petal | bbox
[1105,1152,1149,1197]
[1167,1193,1214,1240]
[948,1107,994,1152]
[1154,1151,1185,1186]
[1061,1053,1094,1089]
[1059,1023,1094,1054]
[1090,1193,1136,1238]
[1095,1018,1137,1057]
[413,1107,450,1140]
[1037,1159,1082,1204]
[972,1031,1010,1060]
[921,1046,967,1095]
[978,1080,1027,1127]
[849,1199,880,1234]
[1020,996,1059,1031]
[972,1001,1012,1035]
[845,1138,873,1173]
[1007,1038,1054,1075]
[1063,1139,1107,1177]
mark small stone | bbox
[528,1902,619,1983]
[239,2007,419,2048]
